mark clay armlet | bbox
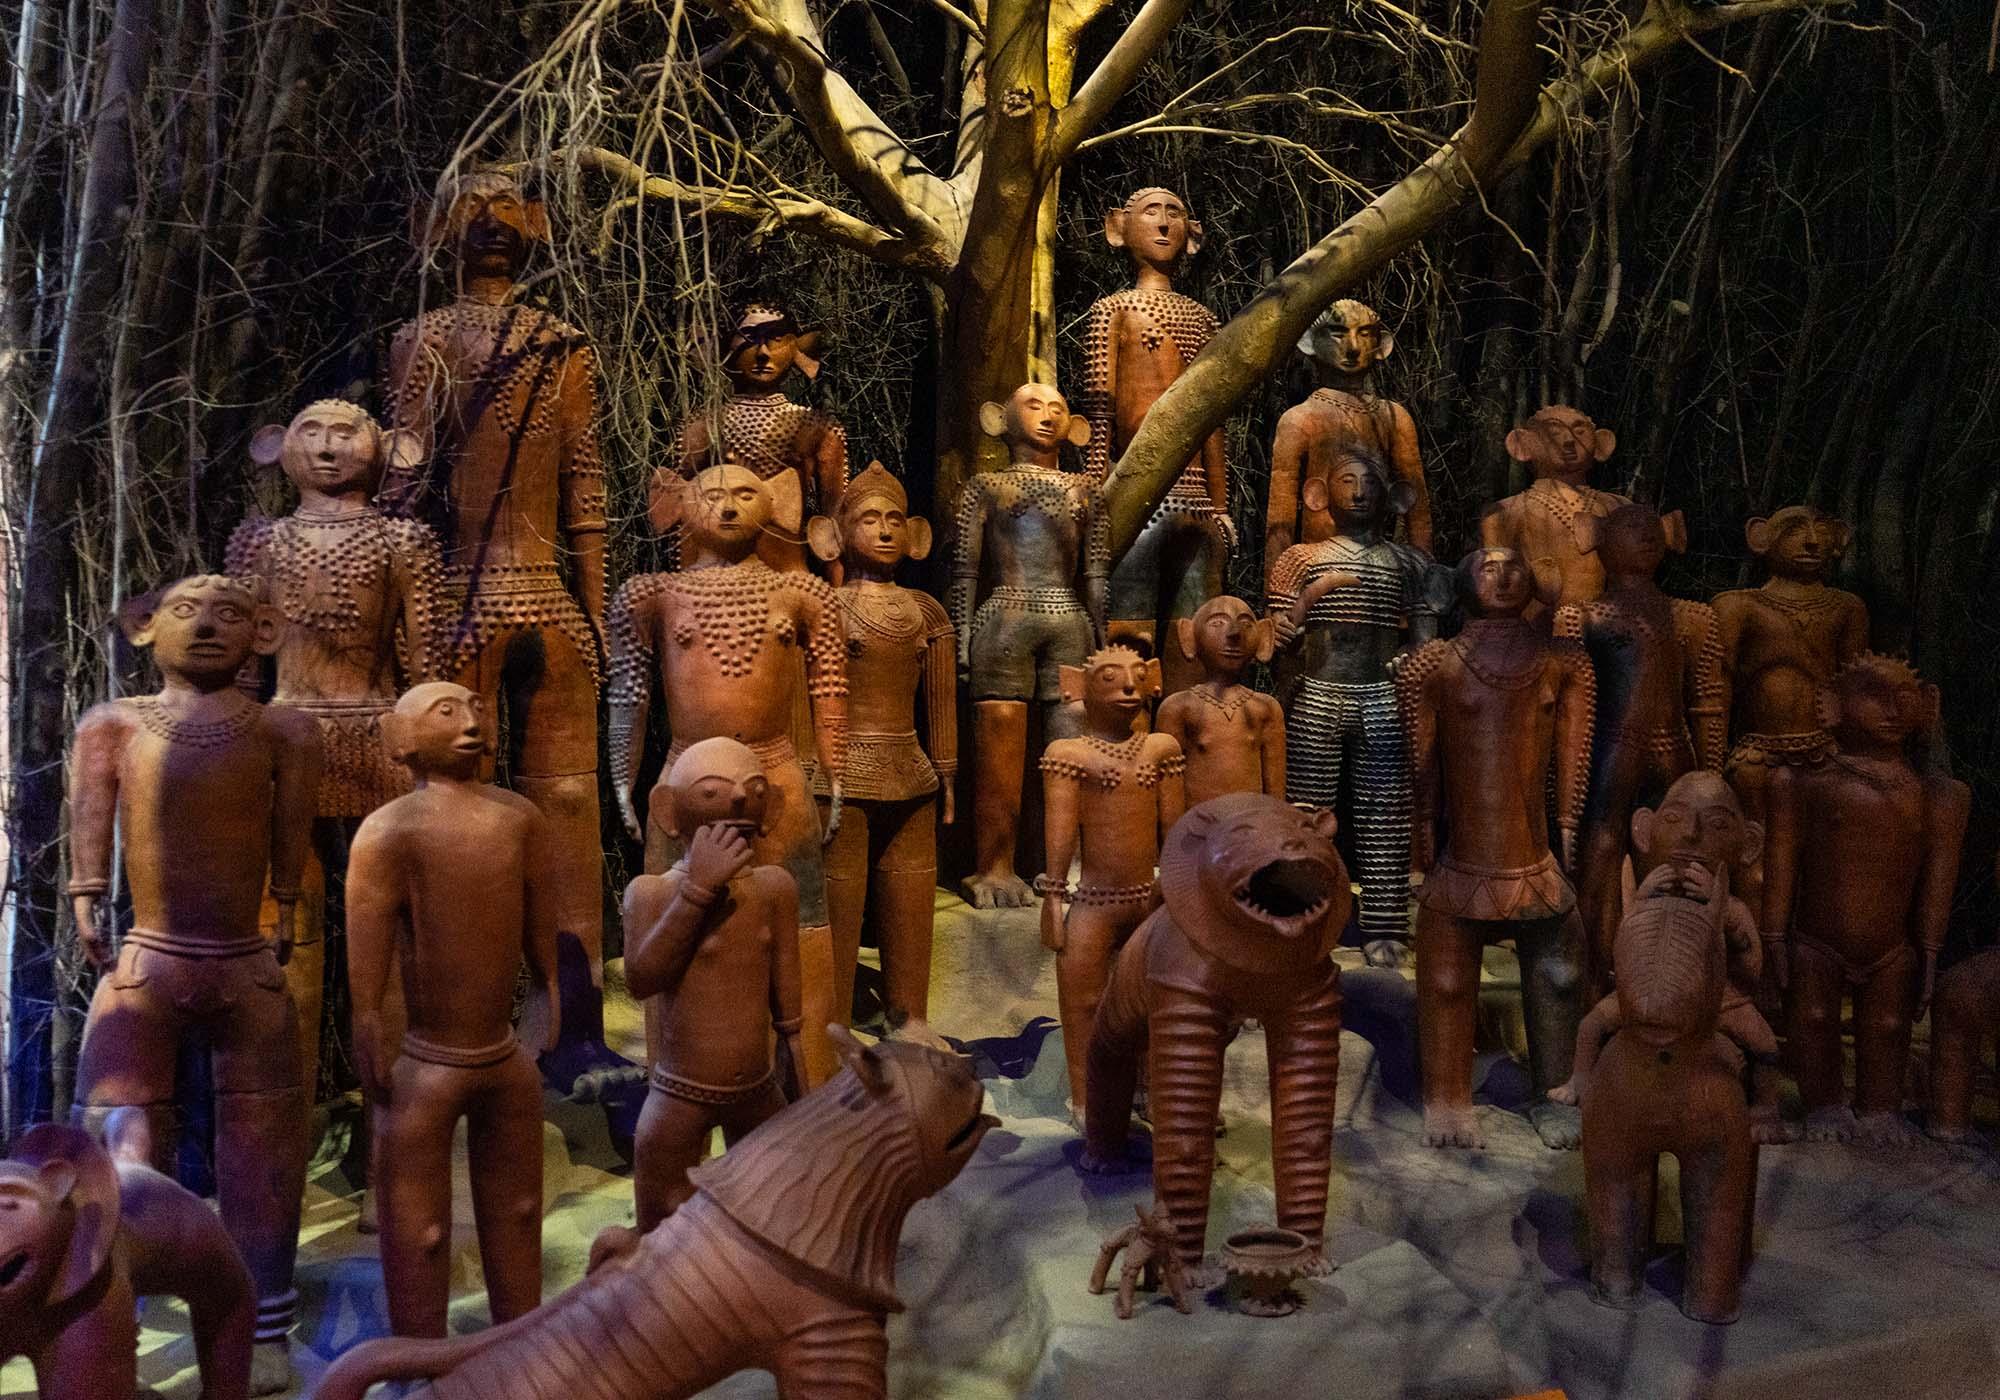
[65,878,108,896]
[677,881,721,910]
[1032,874,1071,899]
[774,1017,803,1036]
[269,887,301,904]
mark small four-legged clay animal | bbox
[1090,1203,1196,1319]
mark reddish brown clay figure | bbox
[1154,596,1284,807]
[1580,860,1754,1324]
[1083,796,1348,1280]
[1090,1203,1195,1319]
[1554,504,1725,980]
[1038,647,1186,1112]
[315,1029,997,1400]
[1765,654,1970,1146]
[609,464,847,1088]
[805,465,956,1040]
[1480,406,1630,620]
[1397,547,1594,1149]
[1927,859,2000,1145]
[0,1116,256,1400]
[379,171,613,1091]
[621,737,804,1232]
[345,682,557,1338]
[950,383,1108,908]
[1081,188,1229,693]
[1269,300,1431,558]
[67,574,320,1390]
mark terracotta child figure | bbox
[1080,187,1230,693]
[1480,405,1630,620]
[1155,595,1284,807]
[806,464,957,1041]
[345,682,557,1338]
[1396,547,1594,1149]
[66,574,321,1390]
[609,464,847,1088]
[950,382,1108,908]
[379,170,614,1093]
[1039,646,1187,1114]
[1764,654,1969,1146]
[622,737,804,1231]
[1268,299,1431,559]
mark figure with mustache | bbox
[1480,405,1629,622]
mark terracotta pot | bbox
[1222,1225,1314,1317]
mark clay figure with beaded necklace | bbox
[1479,406,1631,623]
[1154,595,1285,806]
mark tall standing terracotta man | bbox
[1480,406,1630,622]
[379,170,615,1094]
[67,575,321,1392]
[1080,187,1229,693]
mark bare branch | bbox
[916,0,984,40]
[1052,0,1195,163]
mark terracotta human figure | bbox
[1480,406,1630,620]
[622,737,803,1232]
[805,464,956,1040]
[66,574,320,1390]
[345,682,557,1338]
[950,382,1108,908]
[229,398,442,1099]
[316,1030,997,1400]
[1267,449,1447,962]
[1580,860,1755,1323]
[1154,595,1284,807]
[653,301,849,573]
[1038,647,1186,1112]
[0,1116,256,1400]
[1397,547,1593,1149]
[378,170,614,1092]
[1083,796,1349,1280]
[1553,504,1725,979]
[1927,861,2000,1145]
[609,464,846,1088]
[1080,187,1230,693]
[1764,654,1970,1146]
[1268,299,1431,560]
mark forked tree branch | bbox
[1051,0,1196,164]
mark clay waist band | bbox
[663,733,796,770]
[400,1031,519,1069]
[649,1065,774,1104]
[124,929,275,959]
[279,697,395,715]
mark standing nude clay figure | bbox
[1039,647,1186,1114]
[1927,853,2000,1146]
[1764,654,1969,1146]
[609,464,847,1088]
[1268,299,1431,560]
[345,682,557,1338]
[622,738,804,1231]
[950,383,1108,908]
[1155,595,1284,807]
[1080,187,1230,693]
[67,575,320,1392]
[1554,504,1725,981]
[1480,406,1630,620]
[805,464,956,1042]
[379,170,615,1093]
[1396,547,1593,1149]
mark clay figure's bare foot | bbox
[589,1225,644,1273]
[1853,1110,1922,1149]
[1546,1078,1583,1107]
[1802,1105,1859,1143]
[885,1015,955,1053]
[1749,1104,1797,1145]
[1528,1100,1582,1150]
[1077,1139,1151,1176]
[355,1187,379,1235]
[1189,1257,1227,1291]
[1423,1105,1487,1150]
[1300,1248,1335,1279]
[1926,1119,1981,1148]
[250,1341,292,1396]
[963,870,1035,909]
[1363,939,1410,970]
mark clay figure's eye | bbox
[215,605,245,623]
[745,777,768,799]
[171,601,199,618]
[438,701,455,717]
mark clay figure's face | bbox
[687,464,773,554]
[1005,384,1076,454]
[1327,457,1386,523]
[1599,507,1668,577]
[1465,548,1531,618]
[1118,189,1193,274]
[280,402,381,497]
[0,1169,66,1308]
[1764,509,1838,582]
[1834,674,1918,750]
[1201,798,1341,944]
[843,495,910,572]
[394,682,488,777]
[1085,651,1151,727]
[1324,304,1387,374]
[877,1039,997,1194]
[449,180,535,279]
[1641,773,1752,876]
[669,743,772,840]
[726,310,800,389]
[1524,408,1599,479]
[150,580,261,682]
[1192,596,1256,676]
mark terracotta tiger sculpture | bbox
[315,1026,996,1400]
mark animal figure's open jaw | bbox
[0,1250,30,1288]
[1234,858,1333,936]
[945,1107,1001,1158]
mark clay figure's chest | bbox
[1107,293,1212,367]
[840,604,925,693]
[1801,770,1922,844]
[661,589,798,678]
[1301,547,1409,627]
[262,523,399,638]
[1739,599,1844,677]
[1301,398,1393,464]
[989,475,1087,532]
[1442,661,1561,724]
[719,400,816,476]
[434,330,570,441]
[1583,606,1683,688]
[123,730,273,819]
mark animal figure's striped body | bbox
[1612,866,1729,1047]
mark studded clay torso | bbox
[676,395,846,517]
[1268,536,1423,631]
[1556,592,1715,744]
[958,467,1099,597]
[1083,288,1222,496]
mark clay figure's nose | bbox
[194,615,218,638]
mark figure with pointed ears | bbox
[1480,405,1630,621]
[1154,595,1285,807]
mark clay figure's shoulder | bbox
[1709,587,1758,622]
[615,571,674,611]
[911,589,953,637]
[75,700,142,747]
[381,514,442,557]
[1550,601,1588,640]
[775,569,839,607]
[1669,595,1719,639]
[746,862,799,908]
[1246,689,1284,724]
[1141,731,1185,764]
[259,701,321,748]
[621,868,682,927]
[225,515,277,576]
[1548,635,1593,676]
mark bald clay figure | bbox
[1154,596,1284,807]
[1480,406,1630,621]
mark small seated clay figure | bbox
[1155,595,1284,807]
[0,1116,256,1400]
[949,382,1108,908]
[806,464,957,1042]
[346,681,557,1338]
[622,737,804,1232]
[1928,857,2000,1145]
[1480,405,1630,620]
[316,1029,997,1400]
[66,573,319,1391]
[1269,299,1431,557]
[1039,646,1186,1112]
[1084,796,1349,1281]
[1765,654,1970,1146]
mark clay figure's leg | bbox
[467,1048,546,1324]
[1929,951,2000,1142]
[1518,910,1587,1148]
[1146,984,1233,1278]
[633,1086,725,1233]
[1723,753,1774,995]
[1056,905,1135,1111]
[875,795,940,1034]
[718,1078,790,1149]
[1105,511,1168,664]
[1156,515,1225,698]
[1576,750,1645,990]
[1852,944,1921,1147]
[1349,683,1414,959]
[1580,1037,1658,1311]
[821,793,872,1027]
[1265,966,1342,1271]
[1675,1074,1753,1324]
[1082,929,1153,1173]
[375,1058,463,1338]
[1549,992,1622,1106]
[1786,940,1855,1138]
[769,1311,889,1400]
[73,944,183,1167]
[36,1265,138,1400]
[967,699,1032,908]
[273,836,329,1101]
[1716,1000,1787,1142]
[1414,907,1487,1148]
[765,754,838,1089]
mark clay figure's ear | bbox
[380,710,417,768]
[647,785,680,841]
[1387,481,1417,517]
[1174,617,1198,662]
[1301,478,1330,514]
[905,517,934,561]
[1103,207,1129,249]
[1743,516,1773,556]
[978,402,1008,439]
[1630,804,1657,857]
[117,588,165,646]
[1571,514,1601,557]
[793,330,823,381]
[1619,854,1638,912]
[765,472,803,534]
[383,428,425,473]
[806,516,843,564]
[1143,658,1164,698]
[1375,325,1396,360]
[248,423,288,466]
[647,472,693,535]
[1592,427,1617,462]
[1504,427,1539,463]
[520,196,551,243]
[1738,819,1765,874]
[1301,805,1339,841]
[1065,414,1092,448]
[1252,617,1277,663]
[1184,217,1205,257]
[1827,517,1853,557]
[827,1023,887,1091]
[252,603,284,657]
[1058,664,1088,705]
[12,1125,119,1307]
[1659,509,1689,555]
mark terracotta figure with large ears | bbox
[346,681,557,1338]
[0,1117,257,1400]
[1764,654,1969,1147]
[949,383,1108,908]
[1081,186,1231,693]
[67,573,320,1392]
[1270,299,1432,561]
[805,464,957,1042]
[379,168,616,1098]
[1927,852,2000,1146]
[1480,405,1630,621]
[1154,595,1284,807]
[1039,646,1186,1113]
[609,463,847,1088]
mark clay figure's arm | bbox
[1154,696,1191,760]
[1266,409,1307,565]
[1403,552,1449,647]
[626,823,757,1002]
[948,480,988,672]
[1553,642,1596,870]
[918,592,958,824]
[1388,403,1432,555]
[1266,546,1309,645]
[1394,643,1442,870]
[1915,776,1972,1017]
[1080,298,1117,482]
[520,807,561,1053]
[1256,696,1287,798]
[558,343,609,643]
[606,577,662,841]
[1724,900,1762,983]
[1153,739,1187,846]
[1677,600,1727,771]
[1836,592,1870,667]
[1478,499,1513,550]
[224,518,275,697]
[797,579,850,806]
[266,708,323,965]
[764,867,805,1093]
[392,520,445,683]
[379,321,439,514]
[344,816,406,1099]
[814,418,849,523]
[1760,765,1799,988]
[1709,595,1743,750]
[66,706,127,968]
[1039,751,1083,952]
[1083,482,1111,646]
